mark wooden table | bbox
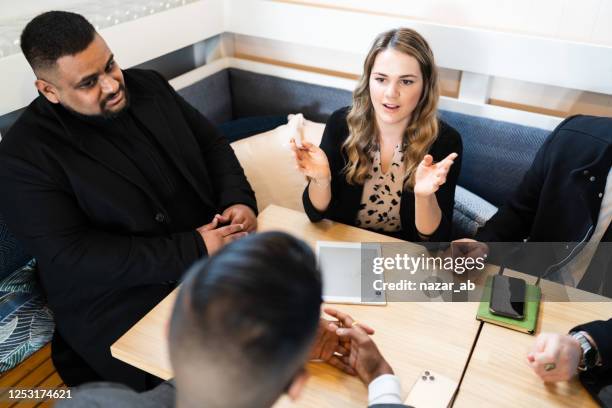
[111,204,610,407]
[453,267,610,408]
[455,301,609,408]
[112,205,481,407]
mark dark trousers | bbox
[51,331,163,390]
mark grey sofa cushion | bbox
[228,68,352,123]
[177,69,233,125]
[453,186,498,239]
[439,110,549,207]
[176,68,351,124]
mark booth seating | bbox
[183,67,550,237]
[0,66,552,397]
[0,217,57,405]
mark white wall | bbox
[2,0,611,118]
[232,0,612,117]
[0,0,84,22]
[232,34,462,98]
[279,0,612,45]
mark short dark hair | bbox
[20,11,96,73]
[169,232,322,402]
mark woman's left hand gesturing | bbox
[414,152,458,197]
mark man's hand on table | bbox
[196,214,248,255]
[222,204,257,232]
[309,315,375,376]
[527,333,582,382]
[324,308,394,385]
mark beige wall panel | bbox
[235,33,461,97]
[490,78,612,118]
[234,34,364,75]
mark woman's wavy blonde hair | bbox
[343,28,440,189]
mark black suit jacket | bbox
[0,69,256,389]
[58,381,412,407]
[475,115,612,295]
[303,107,462,242]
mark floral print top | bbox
[355,143,405,232]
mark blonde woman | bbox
[292,28,462,242]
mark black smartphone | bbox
[489,275,526,319]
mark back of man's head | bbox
[169,232,322,408]
[20,11,95,75]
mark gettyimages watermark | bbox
[329,242,612,303]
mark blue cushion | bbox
[439,110,549,207]
[453,186,498,239]
[0,259,54,372]
[0,212,30,281]
[218,115,287,143]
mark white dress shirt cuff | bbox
[368,374,403,405]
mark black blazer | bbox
[60,380,413,407]
[0,69,256,389]
[303,107,462,242]
[476,115,611,243]
[475,115,611,294]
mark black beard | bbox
[100,83,130,118]
[61,84,130,122]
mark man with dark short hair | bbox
[0,11,256,390]
[58,232,410,408]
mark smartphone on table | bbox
[489,275,526,320]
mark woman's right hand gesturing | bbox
[290,138,332,182]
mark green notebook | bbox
[476,276,541,334]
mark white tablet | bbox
[316,241,386,305]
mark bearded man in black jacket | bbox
[0,11,256,390]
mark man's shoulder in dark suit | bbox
[56,380,412,408]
